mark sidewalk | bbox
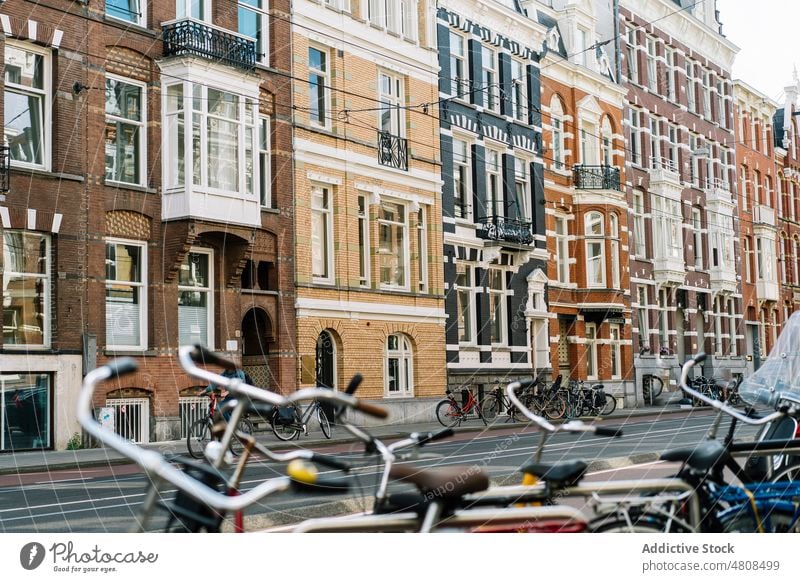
[0,402,697,476]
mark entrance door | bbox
[751,324,762,371]
[316,331,336,422]
[676,308,685,363]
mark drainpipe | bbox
[613,0,622,84]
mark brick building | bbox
[620,0,745,394]
[1,0,295,449]
[537,0,633,403]
[291,0,446,419]
[733,80,779,373]
[437,0,549,397]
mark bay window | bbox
[178,250,213,348]
[3,231,50,348]
[653,195,683,261]
[106,240,147,350]
[4,43,50,169]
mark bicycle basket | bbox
[739,311,800,407]
[274,406,296,425]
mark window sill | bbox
[261,206,280,214]
[241,288,279,296]
[102,15,157,37]
[11,166,84,182]
[105,349,157,357]
[104,180,156,194]
[383,393,415,399]
[1,346,52,352]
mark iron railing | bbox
[162,19,256,71]
[477,216,534,245]
[0,145,9,192]
[573,165,621,191]
[377,131,408,171]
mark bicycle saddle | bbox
[660,439,726,471]
[388,464,489,500]
[518,460,588,488]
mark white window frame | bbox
[178,247,214,349]
[107,0,146,26]
[238,0,270,66]
[378,199,410,291]
[633,190,646,258]
[514,157,531,223]
[686,60,696,112]
[259,117,272,207]
[551,96,566,169]
[692,207,703,268]
[2,230,51,349]
[456,262,476,345]
[417,206,428,293]
[176,0,211,21]
[610,324,622,380]
[486,148,503,218]
[488,268,508,346]
[511,59,527,122]
[666,47,676,99]
[399,0,417,41]
[311,184,334,284]
[481,46,500,113]
[4,41,51,171]
[358,194,370,287]
[625,26,638,83]
[658,288,669,351]
[378,71,405,137]
[585,212,606,288]
[555,215,570,284]
[586,323,598,380]
[646,36,657,92]
[105,74,147,187]
[628,107,642,166]
[452,136,472,220]
[610,213,621,289]
[637,286,649,349]
[308,45,331,129]
[449,31,468,99]
[324,0,352,12]
[385,333,414,397]
[105,238,148,351]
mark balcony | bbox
[653,255,686,286]
[0,145,8,192]
[377,131,408,171]
[162,18,256,72]
[649,157,681,185]
[753,204,776,228]
[704,178,733,206]
[572,165,621,191]
[477,216,534,245]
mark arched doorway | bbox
[316,331,337,423]
[241,308,274,389]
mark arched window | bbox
[585,211,605,287]
[386,334,413,396]
[610,213,620,289]
[550,95,565,169]
[601,117,613,167]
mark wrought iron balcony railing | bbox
[377,131,408,171]
[573,165,621,191]
[162,18,256,72]
[477,216,534,245]
[0,145,9,192]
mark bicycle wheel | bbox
[436,399,462,427]
[186,419,210,459]
[600,393,617,416]
[480,395,501,422]
[229,417,254,455]
[543,394,567,420]
[770,463,800,482]
[317,405,332,439]
[590,510,688,533]
[720,506,800,532]
[272,406,301,441]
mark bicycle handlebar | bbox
[678,353,792,427]
[189,344,238,370]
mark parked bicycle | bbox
[436,387,487,427]
[186,388,254,459]
[563,379,616,418]
[641,373,664,405]
[271,399,332,441]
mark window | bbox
[0,372,51,451]
[551,96,565,169]
[649,116,660,168]
[449,32,468,98]
[710,212,734,270]
[633,190,646,257]
[311,185,334,282]
[514,158,531,222]
[452,138,471,219]
[601,118,613,167]
[576,27,589,67]
[740,165,749,211]
[637,286,649,349]
[4,43,50,169]
[378,72,404,137]
[765,175,774,207]
[178,249,213,348]
[176,0,210,20]
[106,240,147,350]
[666,47,677,99]
[555,215,569,284]
[692,207,703,268]
[258,118,272,207]
[754,170,762,206]
[378,200,409,289]
[628,108,641,166]
[358,195,370,287]
[713,296,723,355]
[164,83,258,194]
[107,0,144,25]
[625,26,638,83]
[486,149,502,218]
[105,76,145,186]
[610,324,622,379]
[417,207,427,293]
[585,212,605,287]
[757,236,775,283]
[456,263,474,343]
[511,59,527,122]
[703,70,712,118]
[400,0,417,41]
[686,61,696,112]
[690,133,701,186]
[658,288,669,351]
[652,196,683,261]
[646,36,657,92]
[385,334,413,396]
[3,231,50,347]
[238,0,269,65]
[482,47,499,112]
[488,269,506,345]
[324,0,352,11]
[586,323,598,380]
[667,124,679,171]
[610,214,620,289]
[308,47,329,127]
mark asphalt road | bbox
[0,410,758,533]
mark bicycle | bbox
[564,379,616,418]
[186,390,254,459]
[271,399,332,441]
[436,387,487,427]
[641,373,664,405]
